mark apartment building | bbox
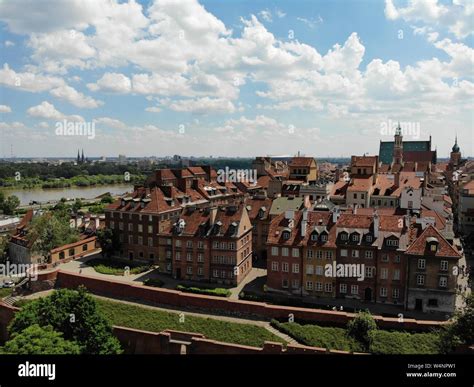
[405,224,462,314]
[244,195,273,260]
[159,204,253,285]
[288,157,318,183]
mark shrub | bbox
[347,310,377,349]
[86,258,150,276]
[176,284,231,297]
[369,330,440,354]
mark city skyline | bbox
[0,0,472,158]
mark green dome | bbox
[452,137,460,153]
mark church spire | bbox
[77,149,80,164]
[81,149,85,164]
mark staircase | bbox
[264,324,299,345]
[2,295,22,307]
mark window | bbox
[340,249,348,257]
[282,262,289,272]
[272,261,279,271]
[440,260,448,271]
[175,240,181,247]
[326,251,333,260]
[306,265,314,275]
[428,299,438,307]
[128,223,133,232]
[82,244,88,252]
[197,267,204,276]
[316,250,323,259]
[351,285,359,295]
[352,250,359,258]
[229,242,235,250]
[418,259,426,269]
[381,254,389,262]
[138,236,143,245]
[282,279,289,288]
[365,251,373,259]
[213,269,219,278]
[128,235,133,244]
[341,233,348,241]
[110,221,115,228]
[394,255,400,263]
[430,243,437,252]
[366,235,373,242]
[365,266,374,278]
[138,224,143,233]
[292,279,299,289]
[439,276,448,288]
[380,287,387,297]
[324,283,332,293]
[340,284,347,294]
[186,266,192,275]
[148,237,153,247]
[148,225,153,233]
[307,249,314,259]
[197,253,203,263]
[292,264,299,274]
[197,241,204,249]
[282,247,289,257]
[186,253,192,262]
[380,268,388,279]
[393,269,400,280]
[271,247,279,256]
[175,252,181,261]
[166,250,171,259]
[282,231,290,240]
[315,282,323,291]
[386,239,399,247]
[392,288,400,299]
[316,266,324,276]
[352,234,359,242]
[353,193,357,199]
[306,281,313,290]
[311,233,318,241]
[292,248,300,257]
[416,274,425,286]
[321,234,328,242]
[186,240,193,248]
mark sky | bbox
[0,0,472,158]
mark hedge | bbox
[176,285,231,298]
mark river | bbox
[2,184,134,205]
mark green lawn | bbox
[0,287,13,298]
[176,284,231,297]
[272,320,440,354]
[95,298,285,348]
[86,258,151,276]
[272,320,362,352]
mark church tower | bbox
[450,136,461,168]
[392,122,404,167]
[77,149,80,164]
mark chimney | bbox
[373,211,379,238]
[395,172,401,187]
[332,207,340,223]
[301,209,308,237]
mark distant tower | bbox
[450,135,461,168]
[77,149,80,164]
[392,122,404,167]
[81,149,85,164]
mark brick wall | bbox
[55,270,445,331]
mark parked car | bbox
[3,280,15,288]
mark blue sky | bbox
[0,0,472,158]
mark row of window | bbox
[417,259,449,271]
[111,221,154,233]
[124,235,154,246]
[176,240,206,249]
[271,262,300,273]
[174,252,205,262]
[58,243,89,259]
[416,275,448,287]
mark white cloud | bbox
[0,63,65,92]
[0,105,12,113]
[26,101,83,122]
[87,72,132,93]
[385,0,473,39]
[296,16,323,29]
[50,85,103,108]
[259,9,272,23]
[4,40,15,47]
[164,97,237,114]
[94,117,127,130]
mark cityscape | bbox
[0,0,472,385]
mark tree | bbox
[72,199,83,214]
[439,293,474,353]
[0,236,8,263]
[2,324,81,355]
[28,212,79,261]
[2,195,20,215]
[97,228,120,258]
[9,287,122,354]
[347,310,377,349]
[0,191,4,206]
[100,193,114,204]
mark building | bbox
[245,195,273,260]
[405,224,462,313]
[159,204,252,285]
[288,157,318,182]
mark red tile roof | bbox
[289,157,315,167]
[405,225,460,258]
